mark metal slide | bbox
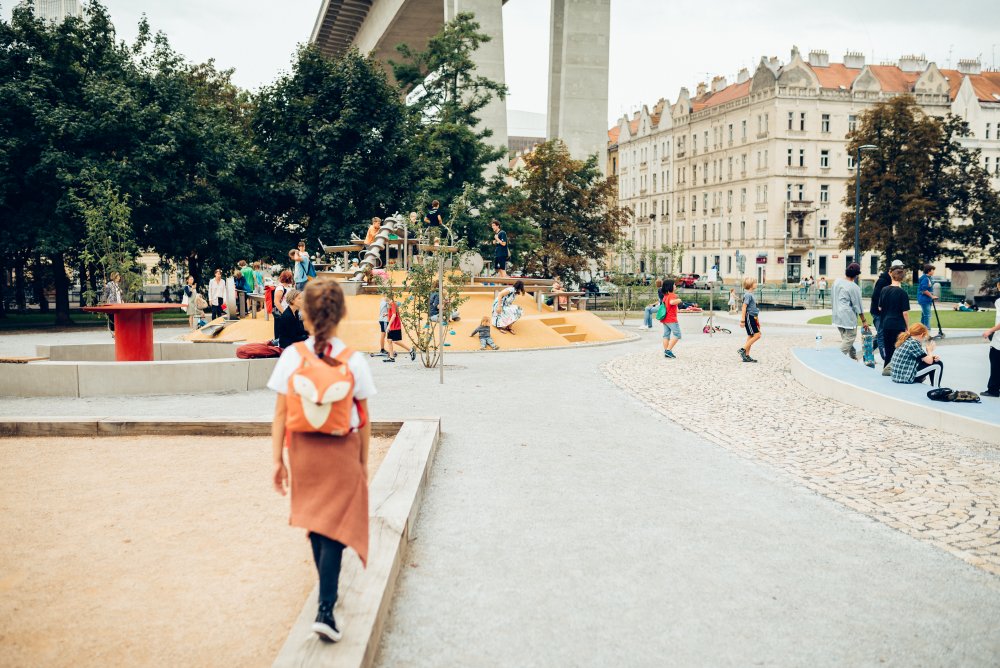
[352,214,404,279]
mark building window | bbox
[741,154,747,173]
[848,114,857,132]
[820,184,829,203]
[987,157,992,173]
[741,120,747,140]
[870,255,879,276]
[799,112,806,131]
[819,219,828,238]
[798,149,805,167]
[820,150,830,168]
[796,184,805,200]
[821,114,830,133]
[819,256,827,275]
[728,157,733,179]
[786,184,793,201]
[704,131,708,149]
[987,123,992,139]
[848,154,856,169]
[741,188,747,207]
[727,221,732,241]
[703,193,708,210]
[787,111,794,130]
[763,185,767,202]
[728,124,733,142]
[787,148,793,166]
[727,190,733,210]
[740,220,746,240]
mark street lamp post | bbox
[854,144,878,270]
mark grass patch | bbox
[807,309,993,329]
[0,309,189,330]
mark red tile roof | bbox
[940,69,1000,102]
[811,63,860,89]
[868,65,921,93]
[608,127,620,144]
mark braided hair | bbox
[302,279,346,359]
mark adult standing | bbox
[917,264,938,328]
[424,200,444,245]
[182,275,202,330]
[208,269,227,320]
[100,271,124,337]
[298,240,317,285]
[291,249,307,291]
[239,260,256,295]
[491,220,509,278]
[817,276,828,303]
[831,263,868,360]
[492,280,525,334]
[273,270,295,315]
[870,259,902,363]
[982,278,1000,398]
[878,265,910,370]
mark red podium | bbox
[82,304,178,361]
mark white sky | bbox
[4,0,998,128]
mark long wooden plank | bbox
[272,419,440,668]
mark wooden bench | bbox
[547,291,587,311]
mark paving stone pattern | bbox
[603,331,1000,576]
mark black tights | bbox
[309,532,345,605]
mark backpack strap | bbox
[294,341,321,365]
[330,346,368,429]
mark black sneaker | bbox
[738,347,747,361]
[313,602,342,642]
[744,356,758,363]
[982,390,1000,398]
[383,356,396,363]
[409,349,416,361]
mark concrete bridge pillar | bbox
[547,0,611,163]
[445,0,509,163]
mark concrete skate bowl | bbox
[0,342,275,398]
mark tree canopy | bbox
[840,95,1000,275]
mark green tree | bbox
[254,46,418,253]
[507,140,629,281]
[75,180,143,304]
[841,95,1000,278]
[391,12,508,245]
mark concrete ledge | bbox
[790,348,1000,445]
[273,418,440,668]
[0,418,405,438]
[0,357,280,398]
[37,341,241,362]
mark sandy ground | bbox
[0,434,392,668]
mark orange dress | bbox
[287,431,369,566]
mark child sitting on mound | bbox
[470,316,499,350]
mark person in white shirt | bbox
[208,269,227,320]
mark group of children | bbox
[371,295,500,359]
[654,276,763,362]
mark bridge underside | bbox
[311,0,609,163]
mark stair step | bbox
[563,333,587,343]
[552,325,576,334]
[541,317,567,326]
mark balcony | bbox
[756,131,769,139]
[787,199,815,212]
[754,203,768,212]
[710,206,721,215]
[788,235,812,249]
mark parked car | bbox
[675,274,700,289]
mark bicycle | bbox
[702,312,731,335]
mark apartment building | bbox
[610,48,1000,284]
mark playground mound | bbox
[186,292,628,352]
[0,434,391,668]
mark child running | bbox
[267,279,376,643]
[659,279,682,358]
[739,277,762,362]
[470,316,500,350]
[384,297,416,362]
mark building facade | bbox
[28,0,81,22]
[610,48,1000,284]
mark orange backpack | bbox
[285,342,366,435]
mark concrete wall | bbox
[0,358,278,398]
[37,342,241,362]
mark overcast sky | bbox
[4,0,998,128]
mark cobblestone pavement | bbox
[603,329,1000,576]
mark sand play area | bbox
[0,434,392,668]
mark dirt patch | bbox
[0,434,392,668]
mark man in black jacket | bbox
[871,259,903,362]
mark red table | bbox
[82,304,178,361]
